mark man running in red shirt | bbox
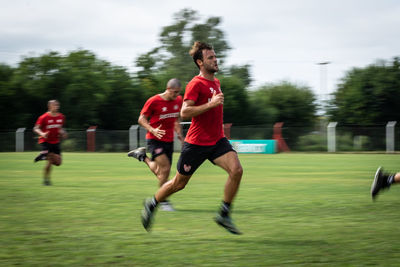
[34,100,67,185]
[141,42,243,234]
[128,78,184,211]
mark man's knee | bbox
[158,166,171,179]
[231,165,243,180]
[171,175,190,191]
[51,154,62,166]
[173,180,187,191]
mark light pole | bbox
[317,61,331,115]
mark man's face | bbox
[167,87,181,100]
[200,49,218,73]
[49,101,60,112]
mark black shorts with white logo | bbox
[177,137,236,176]
[40,142,61,155]
[147,139,174,164]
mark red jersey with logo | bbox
[184,76,224,146]
[35,112,65,144]
[141,95,183,142]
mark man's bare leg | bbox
[43,153,62,185]
[43,160,52,185]
[143,154,177,210]
[143,154,171,187]
[214,151,243,204]
[213,151,243,234]
[142,173,191,231]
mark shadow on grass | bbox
[200,236,329,247]
[175,208,253,214]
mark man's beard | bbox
[205,64,218,73]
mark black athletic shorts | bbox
[177,137,236,176]
[147,139,174,164]
[40,142,61,155]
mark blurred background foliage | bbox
[0,8,399,133]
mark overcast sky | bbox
[1,0,400,97]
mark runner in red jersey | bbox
[141,93,183,143]
[184,75,224,145]
[141,42,243,234]
[33,100,67,185]
[128,78,183,211]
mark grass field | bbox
[0,152,399,266]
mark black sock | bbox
[220,201,231,217]
[35,152,48,160]
[149,196,158,212]
[388,174,395,185]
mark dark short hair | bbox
[167,78,181,89]
[189,41,213,69]
[48,99,59,106]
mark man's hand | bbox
[41,131,49,139]
[60,129,68,139]
[151,125,166,139]
[209,91,224,108]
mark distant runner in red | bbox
[34,100,67,185]
[128,78,184,211]
[140,42,243,234]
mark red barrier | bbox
[223,123,232,139]
[273,122,290,152]
[87,126,97,152]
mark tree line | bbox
[0,9,399,134]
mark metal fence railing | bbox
[1,123,398,153]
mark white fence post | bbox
[129,125,139,150]
[386,121,396,153]
[139,126,147,147]
[16,128,26,152]
[327,122,337,152]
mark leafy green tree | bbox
[0,64,16,129]
[5,52,66,129]
[135,8,231,86]
[328,57,400,125]
[250,81,317,146]
[219,75,250,125]
[60,50,145,129]
[228,64,252,88]
[97,66,144,129]
[1,50,143,130]
[135,8,254,126]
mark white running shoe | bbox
[160,201,175,211]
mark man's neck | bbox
[159,92,171,101]
[199,71,215,81]
[48,111,58,116]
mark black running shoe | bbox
[34,153,47,163]
[127,147,147,162]
[214,214,242,235]
[371,166,390,200]
[141,197,157,231]
[43,179,52,186]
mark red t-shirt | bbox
[184,76,224,146]
[35,112,65,144]
[141,95,183,142]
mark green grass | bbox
[0,152,399,266]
